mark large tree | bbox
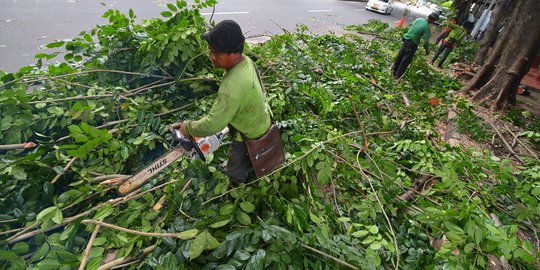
[461,0,540,111]
[452,0,473,24]
[474,0,515,65]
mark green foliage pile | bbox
[1,3,539,269]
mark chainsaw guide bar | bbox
[117,146,186,195]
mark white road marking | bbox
[201,11,250,15]
[308,10,333,12]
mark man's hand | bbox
[179,121,189,137]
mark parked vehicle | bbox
[365,0,394,15]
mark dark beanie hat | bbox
[203,20,245,53]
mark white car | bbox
[365,0,394,15]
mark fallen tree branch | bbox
[97,246,155,270]
[503,124,539,162]
[1,69,173,88]
[0,142,37,150]
[401,93,410,107]
[79,218,104,270]
[93,174,131,183]
[348,95,368,151]
[356,151,400,269]
[81,219,179,238]
[7,179,185,244]
[445,105,459,146]
[202,130,395,205]
[476,113,524,164]
[398,175,434,201]
[28,94,115,104]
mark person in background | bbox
[392,12,440,79]
[430,22,467,68]
[179,20,272,183]
[435,18,457,45]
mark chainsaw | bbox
[116,126,229,195]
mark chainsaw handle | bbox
[170,128,206,161]
[187,135,206,162]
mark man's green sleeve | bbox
[186,93,239,137]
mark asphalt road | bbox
[0,0,429,73]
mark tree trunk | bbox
[474,0,514,65]
[453,0,473,24]
[462,0,540,112]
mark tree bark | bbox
[453,0,473,24]
[461,0,540,111]
[474,0,514,65]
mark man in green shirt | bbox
[392,12,440,79]
[179,20,272,182]
[431,23,467,67]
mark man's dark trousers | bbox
[393,39,418,79]
[431,39,455,67]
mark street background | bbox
[0,0,431,73]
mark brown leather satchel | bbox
[244,124,285,177]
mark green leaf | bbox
[29,243,50,262]
[367,225,379,234]
[12,242,29,255]
[370,241,382,250]
[234,250,251,261]
[239,201,255,213]
[93,203,114,220]
[219,204,235,216]
[129,8,134,18]
[46,40,65,48]
[9,166,27,180]
[210,219,231,229]
[0,251,25,269]
[351,230,369,238]
[216,265,236,270]
[84,34,93,42]
[161,11,173,17]
[189,231,221,260]
[121,145,129,159]
[177,229,199,240]
[51,208,63,224]
[36,206,57,221]
[236,211,251,225]
[36,258,62,270]
[167,3,178,11]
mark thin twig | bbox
[503,124,539,162]
[124,81,176,97]
[97,246,155,270]
[300,243,358,270]
[348,95,368,151]
[0,227,26,236]
[81,220,179,238]
[7,179,185,244]
[79,218,103,270]
[356,151,400,269]
[0,142,37,150]
[202,130,394,205]
[51,156,78,184]
[28,95,114,104]
[477,113,524,164]
[0,69,172,87]
[401,92,410,107]
[0,218,18,224]
[93,174,131,183]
